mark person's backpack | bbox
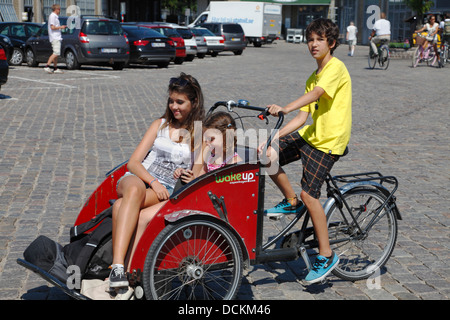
[23,235,69,283]
[444,20,450,35]
[23,206,113,284]
[63,206,113,280]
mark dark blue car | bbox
[0,42,9,91]
[0,22,42,65]
[122,25,175,68]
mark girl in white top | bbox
[109,73,205,288]
[415,15,442,66]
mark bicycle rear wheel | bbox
[368,47,377,69]
[326,187,397,281]
[412,46,422,67]
[442,45,449,64]
[379,45,390,70]
[142,218,243,300]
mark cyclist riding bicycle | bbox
[439,13,450,61]
[416,15,443,68]
[369,12,391,55]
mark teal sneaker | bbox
[264,198,304,217]
[305,252,339,284]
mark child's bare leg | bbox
[269,166,298,205]
[300,190,332,257]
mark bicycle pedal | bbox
[267,213,283,221]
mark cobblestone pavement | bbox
[0,42,449,300]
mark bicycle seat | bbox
[342,146,349,157]
[379,39,389,44]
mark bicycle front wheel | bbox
[426,46,437,67]
[412,46,422,67]
[143,218,243,300]
[326,187,397,281]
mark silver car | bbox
[199,23,246,55]
[173,26,197,61]
[26,16,129,70]
[190,27,224,57]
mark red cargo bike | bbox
[18,100,400,300]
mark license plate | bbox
[231,38,240,41]
[209,41,218,44]
[101,48,118,53]
[152,43,165,47]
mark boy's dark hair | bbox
[306,18,340,54]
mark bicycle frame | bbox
[253,171,401,268]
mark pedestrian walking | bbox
[346,21,357,56]
[44,4,66,74]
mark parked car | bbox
[0,44,9,91]
[137,24,186,64]
[0,22,42,65]
[199,22,246,55]
[190,27,224,57]
[25,16,129,70]
[0,34,13,61]
[172,26,197,61]
[121,25,175,67]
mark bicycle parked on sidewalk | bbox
[368,39,390,70]
[412,34,438,67]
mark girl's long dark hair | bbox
[161,72,205,149]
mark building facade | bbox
[1,0,450,44]
[0,0,101,23]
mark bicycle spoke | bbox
[144,220,243,300]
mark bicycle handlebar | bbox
[211,99,284,129]
[209,100,284,162]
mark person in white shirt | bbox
[369,12,390,55]
[415,15,442,67]
[346,21,357,56]
[44,4,66,74]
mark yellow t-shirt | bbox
[298,57,352,155]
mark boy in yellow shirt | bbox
[264,18,352,284]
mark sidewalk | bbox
[0,41,449,300]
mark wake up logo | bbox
[215,172,256,184]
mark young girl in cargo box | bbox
[109,73,205,288]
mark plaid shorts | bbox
[277,132,339,199]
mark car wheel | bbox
[233,50,243,55]
[174,57,184,64]
[112,62,125,70]
[26,48,38,67]
[157,62,170,68]
[10,48,24,66]
[197,53,205,59]
[65,50,80,70]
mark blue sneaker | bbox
[305,252,339,284]
[264,198,304,217]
